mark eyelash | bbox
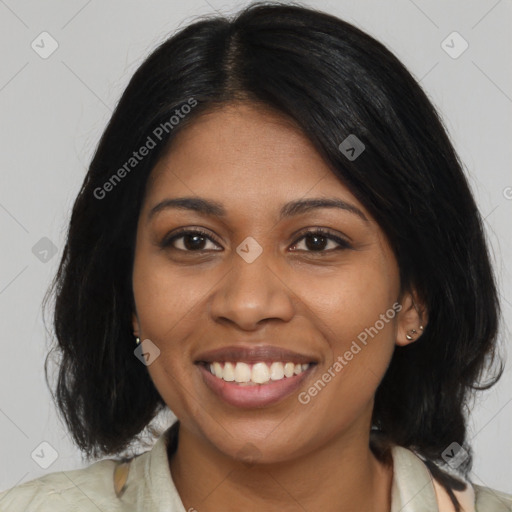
[160,227,352,255]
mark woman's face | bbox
[132,102,422,463]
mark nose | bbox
[209,248,295,330]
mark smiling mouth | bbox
[196,360,317,409]
[198,360,316,385]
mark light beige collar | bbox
[390,445,475,512]
[117,425,476,512]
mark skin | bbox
[131,102,428,512]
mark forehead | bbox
[143,103,370,221]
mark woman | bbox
[1,2,510,511]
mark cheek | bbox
[131,249,201,418]
[295,253,398,349]
[132,247,208,340]
[291,252,398,400]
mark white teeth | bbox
[252,362,270,384]
[207,361,311,384]
[270,362,284,380]
[234,362,251,383]
[284,362,295,378]
[223,362,235,381]
[213,362,223,378]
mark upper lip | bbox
[194,345,318,365]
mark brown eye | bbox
[160,227,351,255]
[290,229,352,253]
[161,229,222,252]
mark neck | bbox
[168,419,393,512]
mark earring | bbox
[406,325,424,340]
[135,336,141,345]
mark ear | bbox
[395,290,428,347]
[132,311,140,338]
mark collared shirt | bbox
[1,422,511,511]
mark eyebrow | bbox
[147,196,369,223]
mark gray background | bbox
[1,0,511,495]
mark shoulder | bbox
[0,423,182,512]
[0,457,122,512]
[431,476,512,512]
[387,443,512,512]
[473,483,512,511]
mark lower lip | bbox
[196,363,315,409]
